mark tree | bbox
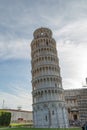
[0,110,11,126]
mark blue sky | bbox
[0,0,87,110]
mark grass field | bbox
[1,128,82,130]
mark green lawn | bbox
[2,128,81,130]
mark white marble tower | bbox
[31,27,69,128]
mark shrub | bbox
[0,110,11,126]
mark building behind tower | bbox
[31,27,69,128]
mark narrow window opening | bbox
[52,110,54,115]
[55,83,57,87]
[45,115,47,121]
[46,41,48,46]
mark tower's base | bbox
[33,102,69,128]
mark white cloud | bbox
[54,20,87,42]
[57,41,87,89]
[0,86,32,110]
[0,39,31,60]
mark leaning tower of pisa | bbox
[31,27,69,128]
